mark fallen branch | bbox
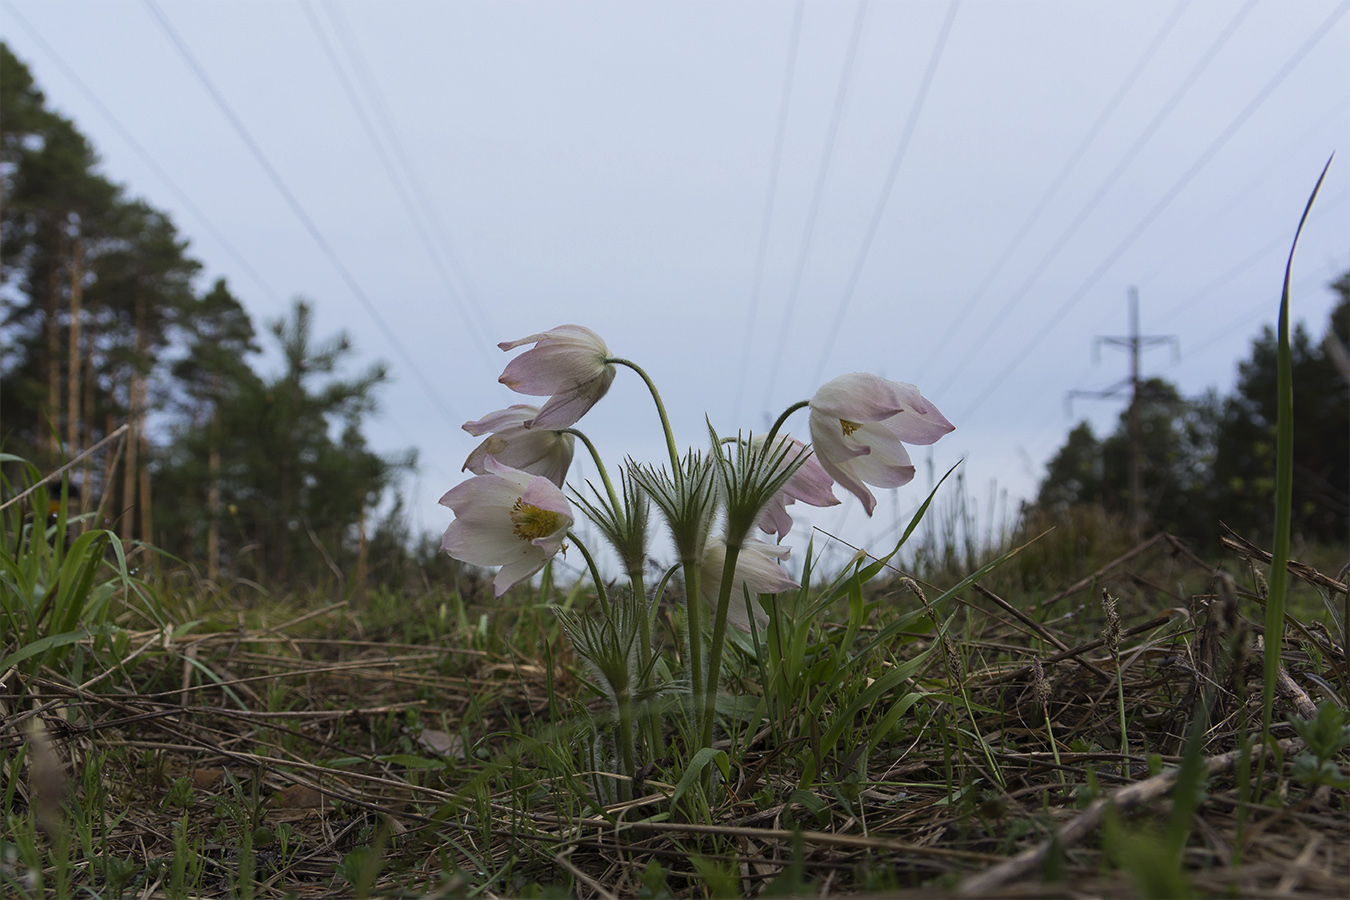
[1221,534,1348,595]
[956,737,1303,896]
[1038,534,1168,610]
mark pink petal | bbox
[497,324,607,353]
[440,517,519,565]
[463,405,538,437]
[809,409,879,514]
[498,325,612,395]
[809,373,905,423]
[525,368,616,430]
[480,455,538,489]
[439,469,522,514]
[784,453,840,508]
[701,538,799,631]
[757,495,796,538]
[884,383,955,445]
[848,422,916,489]
[492,547,549,597]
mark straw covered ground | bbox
[2,531,1348,898]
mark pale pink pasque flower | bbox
[701,537,799,632]
[755,435,839,539]
[498,325,616,430]
[462,405,575,487]
[808,373,954,516]
[440,457,573,597]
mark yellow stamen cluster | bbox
[511,498,561,542]
[840,418,861,437]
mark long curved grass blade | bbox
[1265,155,1333,736]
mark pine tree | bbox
[210,299,410,586]
[158,278,259,579]
[87,199,201,540]
[1211,285,1350,544]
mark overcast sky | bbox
[3,1,1347,569]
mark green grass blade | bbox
[1264,155,1333,735]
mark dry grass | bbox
[2,533,1347,898]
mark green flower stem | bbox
[608,358,682,474]
[764,399,810,448]
[566,532,610,619]
[616,688,635,802]
[627,572,650,666]
[564,427,624,523]
[629,570,664,758]
[1043,705,1066,785]
[1115,653,1130,778]
[700,541,742,751]
[566,428,658,752]
[956,679,1007,790]
[682,558,705,729]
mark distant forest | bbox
[2,40,1345,597]
[1028,276,1348,552]
[1,43,421,591]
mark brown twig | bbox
[0,423,130,512]
[956,737,1304,896]
[973,582,1111,679]
[1037,533,1168,610]
[1220,534,1348,595]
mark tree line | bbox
[1030,274,1349,552]
[3,38,1343,595]
[1,43,419,590]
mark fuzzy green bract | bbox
[439,324,957,800]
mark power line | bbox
[914,0,1191,382]
[761,0,869,411]
[320,1,499,346]
[1047,191,1348,430]
[1168,257,1350,362]
[1019,261,1344,504]
[1134,95,1348,293]
[734,0,804,424]
[142,0,461,428]
[1154,187,1348,329]
[299,2,493,357]
[954,0,1349,423]
[813,0,960,385]
[934,0,1258,400]
[1,0,286,312]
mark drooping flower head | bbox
[440,457,573,597]
[498,325,616,430]
[462,404,575,487]
[700,536,799,632]
[808,373,954,516]
[754,435,840,539]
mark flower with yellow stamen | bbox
[439,457,573,597]
[808,373,954,515]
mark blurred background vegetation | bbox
[2,43,428,594]
[3,39,1346,598]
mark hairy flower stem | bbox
[608,358,682,474]
[615,688,635,802]
[700,541,743,752]
[629,572,664,757]
[564,427,624,519]
[567,533,611,619]
[764,399,809,449]
[566,427,659,753]
[682,559,705,729]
